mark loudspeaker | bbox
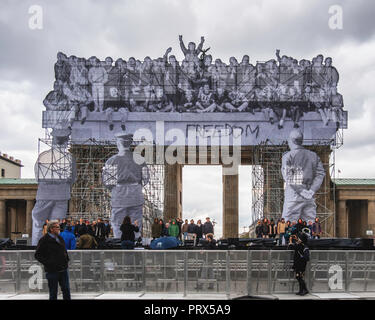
[0,238,14,249]
[307,238,374,250]
[182,240,195,248]
[228,238,240,247]
[102,238,122,249]
[239,238,278,248]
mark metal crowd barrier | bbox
[1,250,375,297]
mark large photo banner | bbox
[42,36,347,145]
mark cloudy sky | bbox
[0,0,374,237]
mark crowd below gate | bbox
[255,217,322,245]
[41,216,216,250]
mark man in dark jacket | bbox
[289,232,310,296]
[35,220,71,300]
[202,217,214,238]
[104,220,111,238]
[187,219,197,234]
[94,218,107,245]
[76,218,87,237]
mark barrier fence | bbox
[1,250,375,297]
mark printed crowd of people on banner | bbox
[44,36,344,129]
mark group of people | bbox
[42,218,112,250]
[44,36,344,130]
[255,217,322,245]
[151,217,215,245]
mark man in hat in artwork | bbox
[102,133,149,239]
[31,126,77,246]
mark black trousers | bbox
[295,270,308,292]
[46,269,71,300]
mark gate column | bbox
[222,165,239,238]
[163,163,182,221]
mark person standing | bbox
[289,232,310,296]
[188,219,197,241]
[104,219,111,238]
[255,220,263,238]
[34,220,71,300]
[312,217,322,239]
[268,219,277,238]
[168,219,180,239]
[277,218,287,245]
[76,218,87,237]
[60,225,76,250]
[94,218,107,246]
[176,218,183,241]
[151,217,162,240]
[296,218,305,235]
[262,218,269,238]
[203,217,214,238]
[182,219,189,241]
[120,216,139,249]
[195,220,203,244]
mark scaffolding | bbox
[38,131,165,238]
[251,127,344,237]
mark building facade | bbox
[335,179,375,238]
[0,179,37,241]
[0,153,22,179]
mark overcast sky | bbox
[0,0,374,238]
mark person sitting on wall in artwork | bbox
[196,84,215,112]
[62,80,93,127]
[273,85,288,129]
[255,86,276,125]
[105,98,130,131]
[104,69,129,131]
[179,35,205,66]
[286,86,303,128]
[225,88,249,112]
[327,86,344,128]
[103,56,124,131]
[147,86,170,112]
[43,80,69,112]
[88,56,108,112]
[178,89,197,113]
[308,86,329,126]
[198,86,228,112]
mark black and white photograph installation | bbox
[281,129,325,223]
[44,37,344,130]
[102,133,150,239]
[31,126,76,245]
